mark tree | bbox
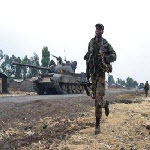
[22,55,30,79]
[0,50,3,62]
[0,52,18,79]
[41,46,50,73]
[133,81,138,88]
[108,75,115,86]
[0,50,4,73]
[10,55,17,77]
[121,80,126,86]
[126,77,138,88]
[117,78,126,86]
[30,52,40,77]
[1,55,13,77]
[15,57,22,79]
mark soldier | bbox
[84,23,116,134]
[144,81,149,97]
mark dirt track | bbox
[0,89,149,150]
[0,89,137,103]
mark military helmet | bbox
[95,23,104,30]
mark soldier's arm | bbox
[105,41,116,63]
[84,42,91,80]
[84,42,90,60]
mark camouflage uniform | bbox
[88,37,116,118]
[144,81,149,97]
[85,23,116,134]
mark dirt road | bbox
[0,89,138,103]
[0,89,149,150]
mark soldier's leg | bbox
[92,78,97,99]
[145,90,147,97]
[96,77,109,116]
[94,77,105,134]
[94,76,110,134]
[91,77,101,134]
[95,95,103,118]
[95,96,102,134]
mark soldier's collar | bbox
[94,36,103,43]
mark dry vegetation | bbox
[58,100,150,150]
[0,90,150,150]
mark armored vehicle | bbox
[12,55,86,95]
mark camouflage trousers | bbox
[92,75,105,118]
[145,90,149,97]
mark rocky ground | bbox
[0,89,150,150]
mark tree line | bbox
[108,75,139,88]
[0,46,53,80]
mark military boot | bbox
[95,117,100,135]
[104,100,109,116]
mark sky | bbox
[0,0,150,83]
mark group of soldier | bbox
[84,23,149,135]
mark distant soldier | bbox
[84,23,116,134]
[144,81,149,97]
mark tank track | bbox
[33,82,84,95]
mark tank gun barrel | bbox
[12,62,51,71]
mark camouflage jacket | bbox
[85,37,116,77]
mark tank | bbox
[12,55,86,95]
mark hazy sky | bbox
[0,0,150,83]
